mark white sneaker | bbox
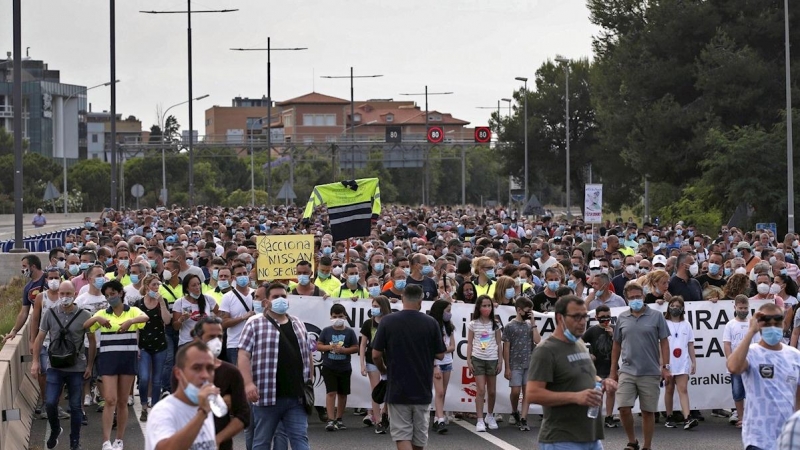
[494,413,503,423]
[127,396,134,406]
[112,438,123,450]
[102,441,114,450]
[475,419,486,432]
[83,394,93,406]
[729,411,739,424]
[485,414,499,430]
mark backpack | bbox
[48,310,82,369]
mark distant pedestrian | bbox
[33,208,47,227]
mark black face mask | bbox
[198,257,209,267]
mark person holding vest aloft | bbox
[336,263,368,301]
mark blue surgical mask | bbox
[781,269,789,276]
[505,287,515,299]
[371,307,382,317]
[369,286,381,297]
[183,380,200,405]
[629,299,644,312]
[421,265,434,276]
[562,318,579,343]
[93,277,105,290]
[395,279,407,290]
[651,235,659,243]
[373,263,384,273]
[68,264,80,276]
[595,289,604,297]
[211,269,219,280]
[601,242,608,250]
[318,270,330,279]
[148,290,158,298]
[485,269,496,279]
[270,297,289,314]
[547,281,560,292]
[85,221,93,229]
[611,259,622,268]
[145,232,153,239]
[118,259,129,269]
[148,259,157,269]
[638,238,647,245]
[218,280,230,290]
[190,291,201,300]
[567,280,577,290]
[489,228,498,237]
[253,300,264,314]
[347,275,360,286]
[105,257,113,266]
[513,260,520,266]
[323,247,332,255]
[761,326,783,346]
[297,274,311,286]
[236,275,250,288]
[403,268,411,277]
[463,248,472,256]
[724,268,732,277]
[65,243,73,251]
[79,262,90,271]
[129,274,140,285]
[534,250,542,259]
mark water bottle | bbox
[208,391,228,418]
[586,381,603,419]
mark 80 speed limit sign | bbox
[474,126,491,143]
[427,126,444,143]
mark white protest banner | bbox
[584,183,603,223]
[287,296,767,414]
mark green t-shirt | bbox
[528,337,604,443]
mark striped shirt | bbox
[89,305,147,355]
[779,409,800,450]
[239,314,311,407]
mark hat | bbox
[736,242,751,251]
[588,260,601,269]
[652,255,667,267]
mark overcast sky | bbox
[1,0,599,133]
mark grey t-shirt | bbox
[40,306,92,373]
[179,265,206,283]
[528,337,604,443]
[502,319,534,370]
[588,293,627,311]
[613,305,670,376]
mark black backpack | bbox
[48,311,81,369]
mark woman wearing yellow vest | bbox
[472,256,497,298]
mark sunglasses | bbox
[596,317,612,322]
[759,315,785,324]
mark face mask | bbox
[322,247,332,255]
[629,299,644,312]
[107,295,122,308]
[735,267,747,275]
[183,376,201,405]
[145,232,153,239]
[318,270,330,279]
[68,264,80,276]
[724,268,732,277]
[485,269,496,279]
[79,262,90,272]
[347,275,360,285]
[534,250,542,259]
[148,290,158,298]
[600,267,609,275]
[601,242,608,250]
[190,291,201,300]
[218,280,230,290]
[770,283,782,295]
[489,228,498,237]
[56,259,66,270]
[595,289,604,297]
[93,277,105,290]
[567,280,577,290]
[246,263,253,272]
[85,221,93,229]
[236,275,250,288]
[708,263,720,275]
[297,274,311,286]
[761,326,784,346]
[332,267,343,277]
[271,297,289,314]
[611,259,621,268]
[369,286,381,297]
[514,277,524,286]
[463,248,472,256]
[250,280,258,289]
[331,318,347,328]
[754,251,762,259]
[504,287,515,299]
[669,307,683,317]
[207,337,222,358]
[757,283,770,295]
[373,263,384,273]
[148,259,158,269]
[253,300,264,314]
[163,270,173,281]
[60,296,75,307]
[104,257,113,267]
[651,235,659,243]
[688,263,699,277]
[47,279,61,291]
[371,307,382,317]
[186,258,194,267]
[735,310,749,320]
[562,318,579,343]
[395,279,407,290]
[129,274,140,285]
[403,268,411,277]
[638,238,647,245]
[65,243,73,251]
[210,269,219,281]
[625,265,638,275]
[547,281,560,292]
[421,265,434,276]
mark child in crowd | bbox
[317,303,359,432]
[467,295,503,432]
[430,299,456,433]
[663,296,698,430]
[723,295,761,428]
[502,297,541,431]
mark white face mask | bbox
[47,279,61,291]
[332,267,343,277]
[331,318,347,328]
[206,337,222,358]
[688,263,699,277]
[770,283,782,295]
[757,283,770,295]
[734,267,747,275]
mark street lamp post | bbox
[321,68,383,179]
[515,77,529,204]
[141,4,237,208]
[62,80,118,215]
[11,0,23,252]
[231,38,308,205]
[785,0,795,234]
[555,56,571,219]
[501,98,512,118]
[160,94,209,206]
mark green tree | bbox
[148,125,162,143]
[68,159,111,211]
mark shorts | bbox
[471,358,498,377]
[96,352,138,377]
[731,373,745,402]
[616,373,661,412]
[540,441,603,450]
[321,366,352,395]
[365,363,379,373]
[437,363,453,373]
[510,368,528,387]
[38,345,50,374]
[388,403,429,447]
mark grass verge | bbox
[0,276,24,350]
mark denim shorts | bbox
[437,363,453,373]
[731,373,745,402]
[540,440,604,450]
[365,363,379,373]
[38,345,50,374]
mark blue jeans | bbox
[251,397,308,450]
[540,441,604,450]
[139,348,167,407]
[746,447,765,450]
[226,348,239,367]
[161,326,178,394]
[731,373,746,402]
[246,417,287,450]
[45,369,84,447]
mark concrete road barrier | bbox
[0,320,37,450]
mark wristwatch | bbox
[661,364,671,370]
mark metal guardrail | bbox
[0,227,82,253]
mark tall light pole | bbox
[321,68,383,179]
[515,77,529,204]
[231,39,308,205]
[11,0,23,252]
[62,80,118,215]
[141,4,237,208]
[400,86,453,203]
[160,94,209,206]
[109,0,118,210]
[785,0,795,234]
[555,56,571,219]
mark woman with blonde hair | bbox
[644,270,671,305]
[472,256,497,298]
[723,273,750,299]
[493,276,517,306]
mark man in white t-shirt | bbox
[722,295,761,426]
[145,341,218,450]
[728,301,800,450]
[76,264,110,412]
[123,262,147,305]
[218,262,255,366]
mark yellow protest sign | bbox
[256,235,315,280]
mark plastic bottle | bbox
[586,381,604,419]
[208,392,228,418]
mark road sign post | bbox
[131,183,145,210]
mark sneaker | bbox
[83,394,93,406]
[325,420,337,431]
[70,442,83,450]
[375,420,387,434]
[729,411,740,424]
[140,409,148,422]
[509,411,519,425]
[96,400,105,413]
[518,417,530,431]
[684,418,699,430]
[101,441,114,450]
[362,415,374,427]
[433,419,448,434]
[127,395,134,406]
[665,419,679,428]
[605,416,618,428]
[494,413,503,423]
[335,419,347,430]
[57,406,70,419]
[446,412,455,423]
[317,407,328,423]
[112,439,123,450]
[353,408,367,416]
[711,409,730,418]
[46,426,62,449]
[689,410,704,421]
[81,411,88,426]
[475,419,486,432]
[485,414,499,430]
[34,401,44,420]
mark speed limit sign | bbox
[386,126,402,143]
[474,126,491,143]
[427,126,444,143]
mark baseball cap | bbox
[652,255,667,267]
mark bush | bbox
[0,277,24,349]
